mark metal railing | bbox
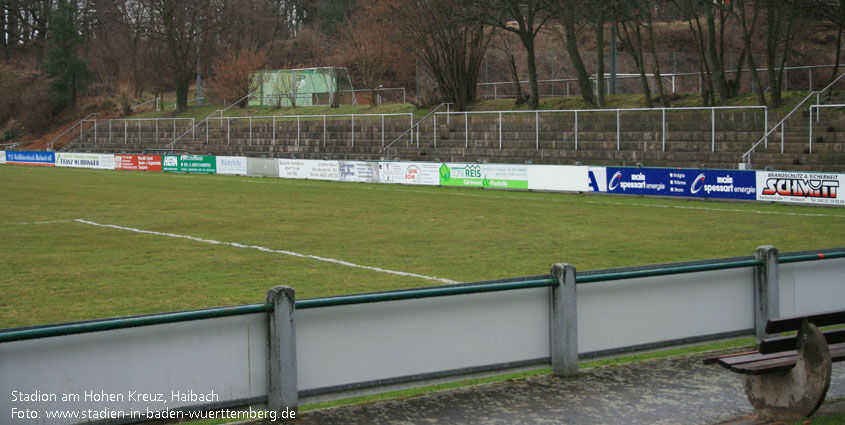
[2,249,841,344]
[383,103,452,159]
[809,104,845,154]
[434,106,767,153]
[251,87,407,107]
[742,73,845,164]
[475,63,845,99]
[204,113,414,147]
[47,112,100,150]
[93,118,196,145]
[167,94,251,148]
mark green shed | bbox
[249,67,354,107]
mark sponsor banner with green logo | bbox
[162,155,217,174]
[439,163,528,189]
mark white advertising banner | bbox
[215,156,248,175]
[55,152,115,170]
[527,165,592,192]
[340,161,380,183]
[756,171,844,206]
[587,167,608,192]
[378,162,440,185]
[278,159,340,181]
[0,151,5,164]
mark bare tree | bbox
[464,0,551,109]
[545,0,611,107]
[336,0,398,106]
[731,0,767,105]
[141,0,217,113]
[393,0,491,110]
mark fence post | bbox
[616,110,620,151]
[498,112,502,150]
[574,111,578,151]
[434,114,438,148]
[266,286,298,416]
[810,107,814,154]
[711,108,716,152]
[465,112,468,148]
[754,246,780,344]
[550,263,578,377]
[535,111,539,150]
[662,109,666,152]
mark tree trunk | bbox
[176,77,189,113]
[737,1,766,106]
[564,22,596,106]
[646,15,669,107]
[706,7,729,100]
[524,35,540,109]
[508,54,525,104]
[595,17,606,107]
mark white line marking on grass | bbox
[73,219,459,285]
[0,220,71,226]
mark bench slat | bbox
[715,343,845,375]
[731,356,798,375]
[760,329,845,354]
[765,310,845,334]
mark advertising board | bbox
[215,156,248,175]
[756,171,844,206]
[526,165,591,192]
[278,159,340,181]
[599,167,757,200]
[162,155,216,174]
[114,155,163,171]
[5,151,55,166]
[56,153,115,170]
[340,161,380,183]
[439,163,528,189]
[378,162,440,185]
[0,151,5,164]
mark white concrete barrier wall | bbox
[1,254,843,424]
[295,287,551,393]
[1,313,268,425]
[779,257,845,317]
[577,268,755,355]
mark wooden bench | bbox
[705,309,845,421]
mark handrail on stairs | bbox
[167,94,251,148]
[741,73,845,165]
[383,103,452,160]
[47,112,100,150]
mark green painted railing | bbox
[1,250,842,344]
[0,304,273,344]
[779,251,845,264]
[294,278,557,310]
[577,259,762,284]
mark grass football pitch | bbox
[1,164,843,329]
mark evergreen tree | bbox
[42,2,91,113]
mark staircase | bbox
[62,108,845,173]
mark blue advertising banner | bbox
[601,167,757,200]
[5,151,55,166]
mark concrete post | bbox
[754,246,780,344]
[550,263,578,376]
[267,286,298,415]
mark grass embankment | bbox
[1,165,843,328]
